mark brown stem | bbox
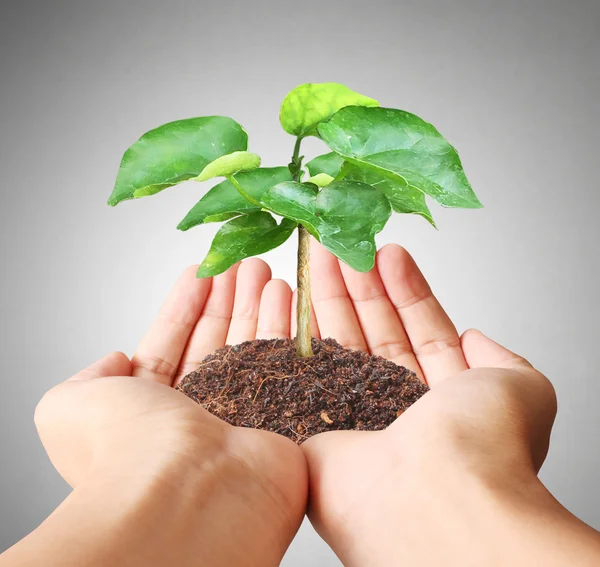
[296,225,314,357]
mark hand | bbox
[300,242,600,566]
[28,260,307,567]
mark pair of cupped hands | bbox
[35,241,558,567]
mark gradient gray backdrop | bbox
[1,0,599,563]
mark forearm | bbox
[417,469,600,567]
[319,464,600,567]
[1,443,297,567]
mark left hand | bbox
[32,260,307,567]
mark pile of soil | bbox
[177,338,429,443]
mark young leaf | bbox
[108,116,248,206]
[261,180,391,272]
[307,153,435,226]
[178,167,292,230]
[197,212,297,277]
[306,173,334,187]
[317,107,482,209]
[279,83,379,138]
[194,151,261,182]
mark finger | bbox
[461,329,533,370]
[338,259,423,379]
[309,240,367,351]
[256,279,293,339]
[290,289,320,340]
[377,245,467,386]
[132,266,212,385]
[462,329,554,471]
[174,264,240,384]
[226,259,272,345]
[68,352,132,381]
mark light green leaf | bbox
[317,106,482,209]
[178,167,292,230]
[197,213,297,277]
[279,83,379,138]
[261,180,391,272]
[306,173,334,187]
[194,151,261,182]
[108,116,248,206]
[307,153,435,226]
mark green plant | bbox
[108,83,482,358]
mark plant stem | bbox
[291,137,314,358]
[227,175,261,207]
[296,225,313,357]
[292,137,303,167]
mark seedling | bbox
[108,83,481,360]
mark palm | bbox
[126,259,308,563]
[300,241,555,565]
[128,243,552,567]
[34,258,309,567]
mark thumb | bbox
[461,329,533,370]
[35,352,132,486]
[68,351,132,381]
[461,329,557,471]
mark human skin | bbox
[0,260,308,567]
[2,245,600,566]
[302,241,600,566]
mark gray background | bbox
[1,0,599,563]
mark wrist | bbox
[6,429,303,567]
[327,450,600,567]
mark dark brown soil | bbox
[177,338,429,443]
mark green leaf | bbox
[317,107,482,209]
[178,167,292,231]
[197,213,297,277]
[306,173,334,187]
[194,151,261,182]
[307,153,435,226]
[260,181,321,238]
[315,181,392,271]
[279,83,379,138]
[108,116,248,206]
[306,152,345,178]
[340,163,436,227]
[261,180,391,272]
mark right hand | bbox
[302,242,562,566]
